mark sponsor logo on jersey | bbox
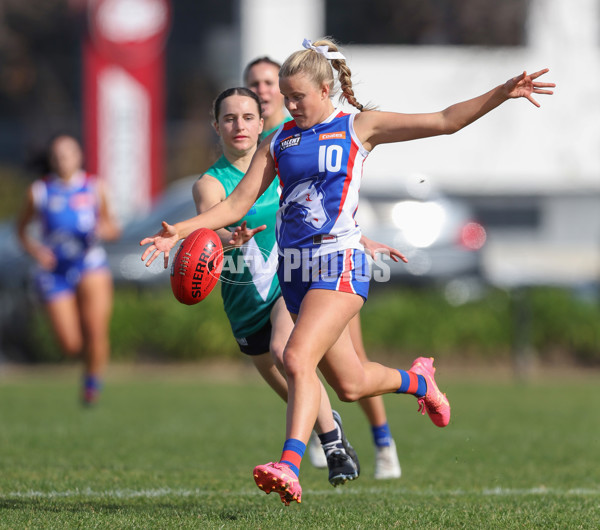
[70,192,96,210]
[319,131,346,141]
[313,234,338,245]
[279,134,301,151]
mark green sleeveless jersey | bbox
[203,155,281,338]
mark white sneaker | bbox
[374,440,402,479]
[308,430,328,469]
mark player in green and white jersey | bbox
[196,150,280,344]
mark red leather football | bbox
[170,228,224,305]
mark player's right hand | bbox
[33,245,57,270]
[140,221,180,268]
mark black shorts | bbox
[234,319,273,356]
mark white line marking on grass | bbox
[3,488,213,500]
[3,486,600,500]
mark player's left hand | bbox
[504,69,555,107]
[361,235,408,263]
[229,221,267,247]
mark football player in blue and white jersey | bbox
[245,55,403,480]
[17,134,121,405]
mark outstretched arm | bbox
[356,69,555,150]
[193,177,267,250]
[141,141,276,267]
[192,174,237,249]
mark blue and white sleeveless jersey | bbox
[31,170,106,275]
[270,108,369,258]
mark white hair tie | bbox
[302,38,345,61]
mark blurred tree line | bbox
[0,0,529,219]
[22,284,600,366]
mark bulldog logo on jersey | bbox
[279,134,302,151]
[277,177,329,230]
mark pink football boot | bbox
[253,462,302,505]
[410,357,451,427]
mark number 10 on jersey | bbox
[318,144,343,173]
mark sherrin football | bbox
[170,228,224,305]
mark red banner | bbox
[83,0,171,223]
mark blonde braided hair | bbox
[280,37,374,112]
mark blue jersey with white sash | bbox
[270,108,369,258]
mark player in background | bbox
[141,38,555,505]
[16,134,121,405]
[245,56,402,479]
[193,87,363,487]
[244,57,292,139]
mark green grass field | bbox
[1,362,599,528]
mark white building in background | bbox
[239,0,325,70]
[239,0,600,195]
